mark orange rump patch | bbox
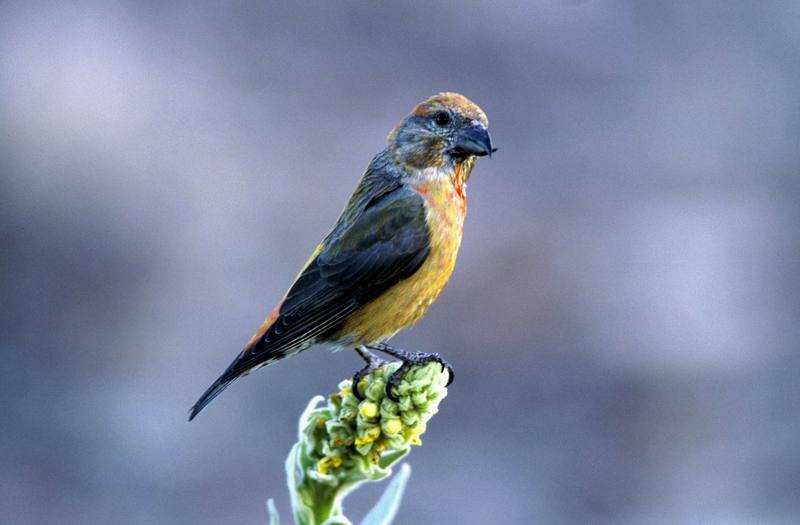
[244,302,282,351]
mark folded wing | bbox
[189,181,430,420]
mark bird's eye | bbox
[434,111,451,127]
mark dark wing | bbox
[189,181,430,420]
[245,184,430,366]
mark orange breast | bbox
[336,171,467,344]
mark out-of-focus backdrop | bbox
[2,1,799,523]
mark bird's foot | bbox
[351,346,389,400]
[367,343,454,402]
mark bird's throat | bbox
[410,162,471,218]
[452,157,476,199]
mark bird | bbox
[189,92,494,421]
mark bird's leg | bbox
[366,342,454,401]
[351,346,388,400]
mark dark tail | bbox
[188,368,238,421]
[188,313,313,420]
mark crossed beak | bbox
[448,124,496,159]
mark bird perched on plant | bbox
[189,92,494,421]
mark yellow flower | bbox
[354,426,381,446]
[381,418,402,435]
[317,455,343,475]
[359,401,379,419]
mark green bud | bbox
[285,361,449,525]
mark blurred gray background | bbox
[2,1,799,523]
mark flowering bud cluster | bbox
[305,361,448,484]
[286,361,449,524]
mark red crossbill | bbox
[189,92,494,420]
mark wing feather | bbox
[225,182,430,377]
[189,154,431,420]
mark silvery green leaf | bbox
[287,395,326,525]
[266,498,280,525]
[285,443,314,525]
[377,448,409,469]
[321,517,354,525]
[360,464,411,525]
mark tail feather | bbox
[188,369,238,421]
[188,348,292,421]
[188,316,318,421]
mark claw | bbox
[363,344,455,401]
[386,361,412,402]
[351,365,371,401]
[351,346,388,401]
[443,360,455,386]
[382,350,454,402]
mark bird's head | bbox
[387,92,494,171]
